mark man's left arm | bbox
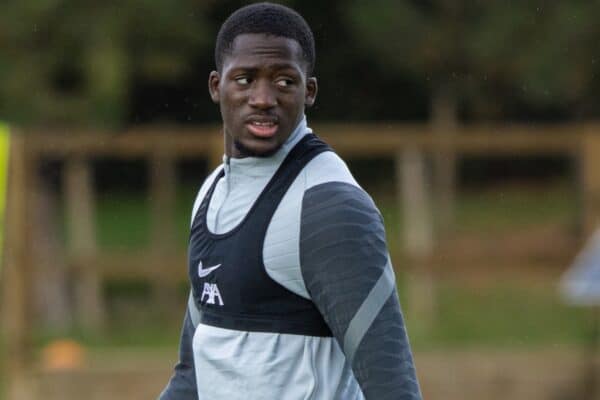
[158,293,199,400]
[300,182,422,400]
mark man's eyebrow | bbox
[227,66,258,74]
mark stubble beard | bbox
[233,139,281,158]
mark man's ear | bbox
[208,71,221,103]
[305,77,318,107]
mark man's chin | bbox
[234,139,281,158]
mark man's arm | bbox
[158,294,199,400]
[300,182,422,400]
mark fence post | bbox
[581,128,600,237]
[31,161,72,330]
[150,150,176,250]
[1,132,34,400]
[65,155,105,331]
[396,148,436,329]
[149,150,178,311]
[431,90,458,236]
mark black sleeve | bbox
[158,309,198,400]
[300,182,422,400]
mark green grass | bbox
[95,193,151,249]
[33,279,590,351]
[72,180,576,252]
[61,186,198,250]
[454,183,575,233]
[34,323,181,350]
[375,180,576,241]
[403,280,591,350]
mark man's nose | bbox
[248,81,277,109]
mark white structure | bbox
[561,229,600,305]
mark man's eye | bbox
[235,77,250,85]
[275,78,294,88]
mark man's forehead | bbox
[228,33,304,63]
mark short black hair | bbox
[215,2,315,74]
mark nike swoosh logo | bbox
[198,261,222,278]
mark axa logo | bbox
[201,282,224,306]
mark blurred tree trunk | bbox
[86,32,128,127]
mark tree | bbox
[0,0,213,127]
[346,0,600,121]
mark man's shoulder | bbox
[190,164,224,224]
[299,152,379,223]
[302,150,360,191]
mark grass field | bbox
[404,280,591,350]
[92,179,576,250]
[47,179,590,351]
[33,277,590,352]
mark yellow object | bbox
[0,124,9,268]
[41,339,87,371]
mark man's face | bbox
[209,33,317,158]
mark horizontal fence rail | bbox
[24,123,589,158]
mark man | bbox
[160,3,421,399]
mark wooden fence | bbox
[2,122,600,399]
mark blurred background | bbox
[1,0,600,399]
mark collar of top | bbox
[222,115,312,178]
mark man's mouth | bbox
[246,120,278,138]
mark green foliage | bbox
[467,1,599,106]
[2,1,598,124]
[346,0,600,118]
[0,0,213,126]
